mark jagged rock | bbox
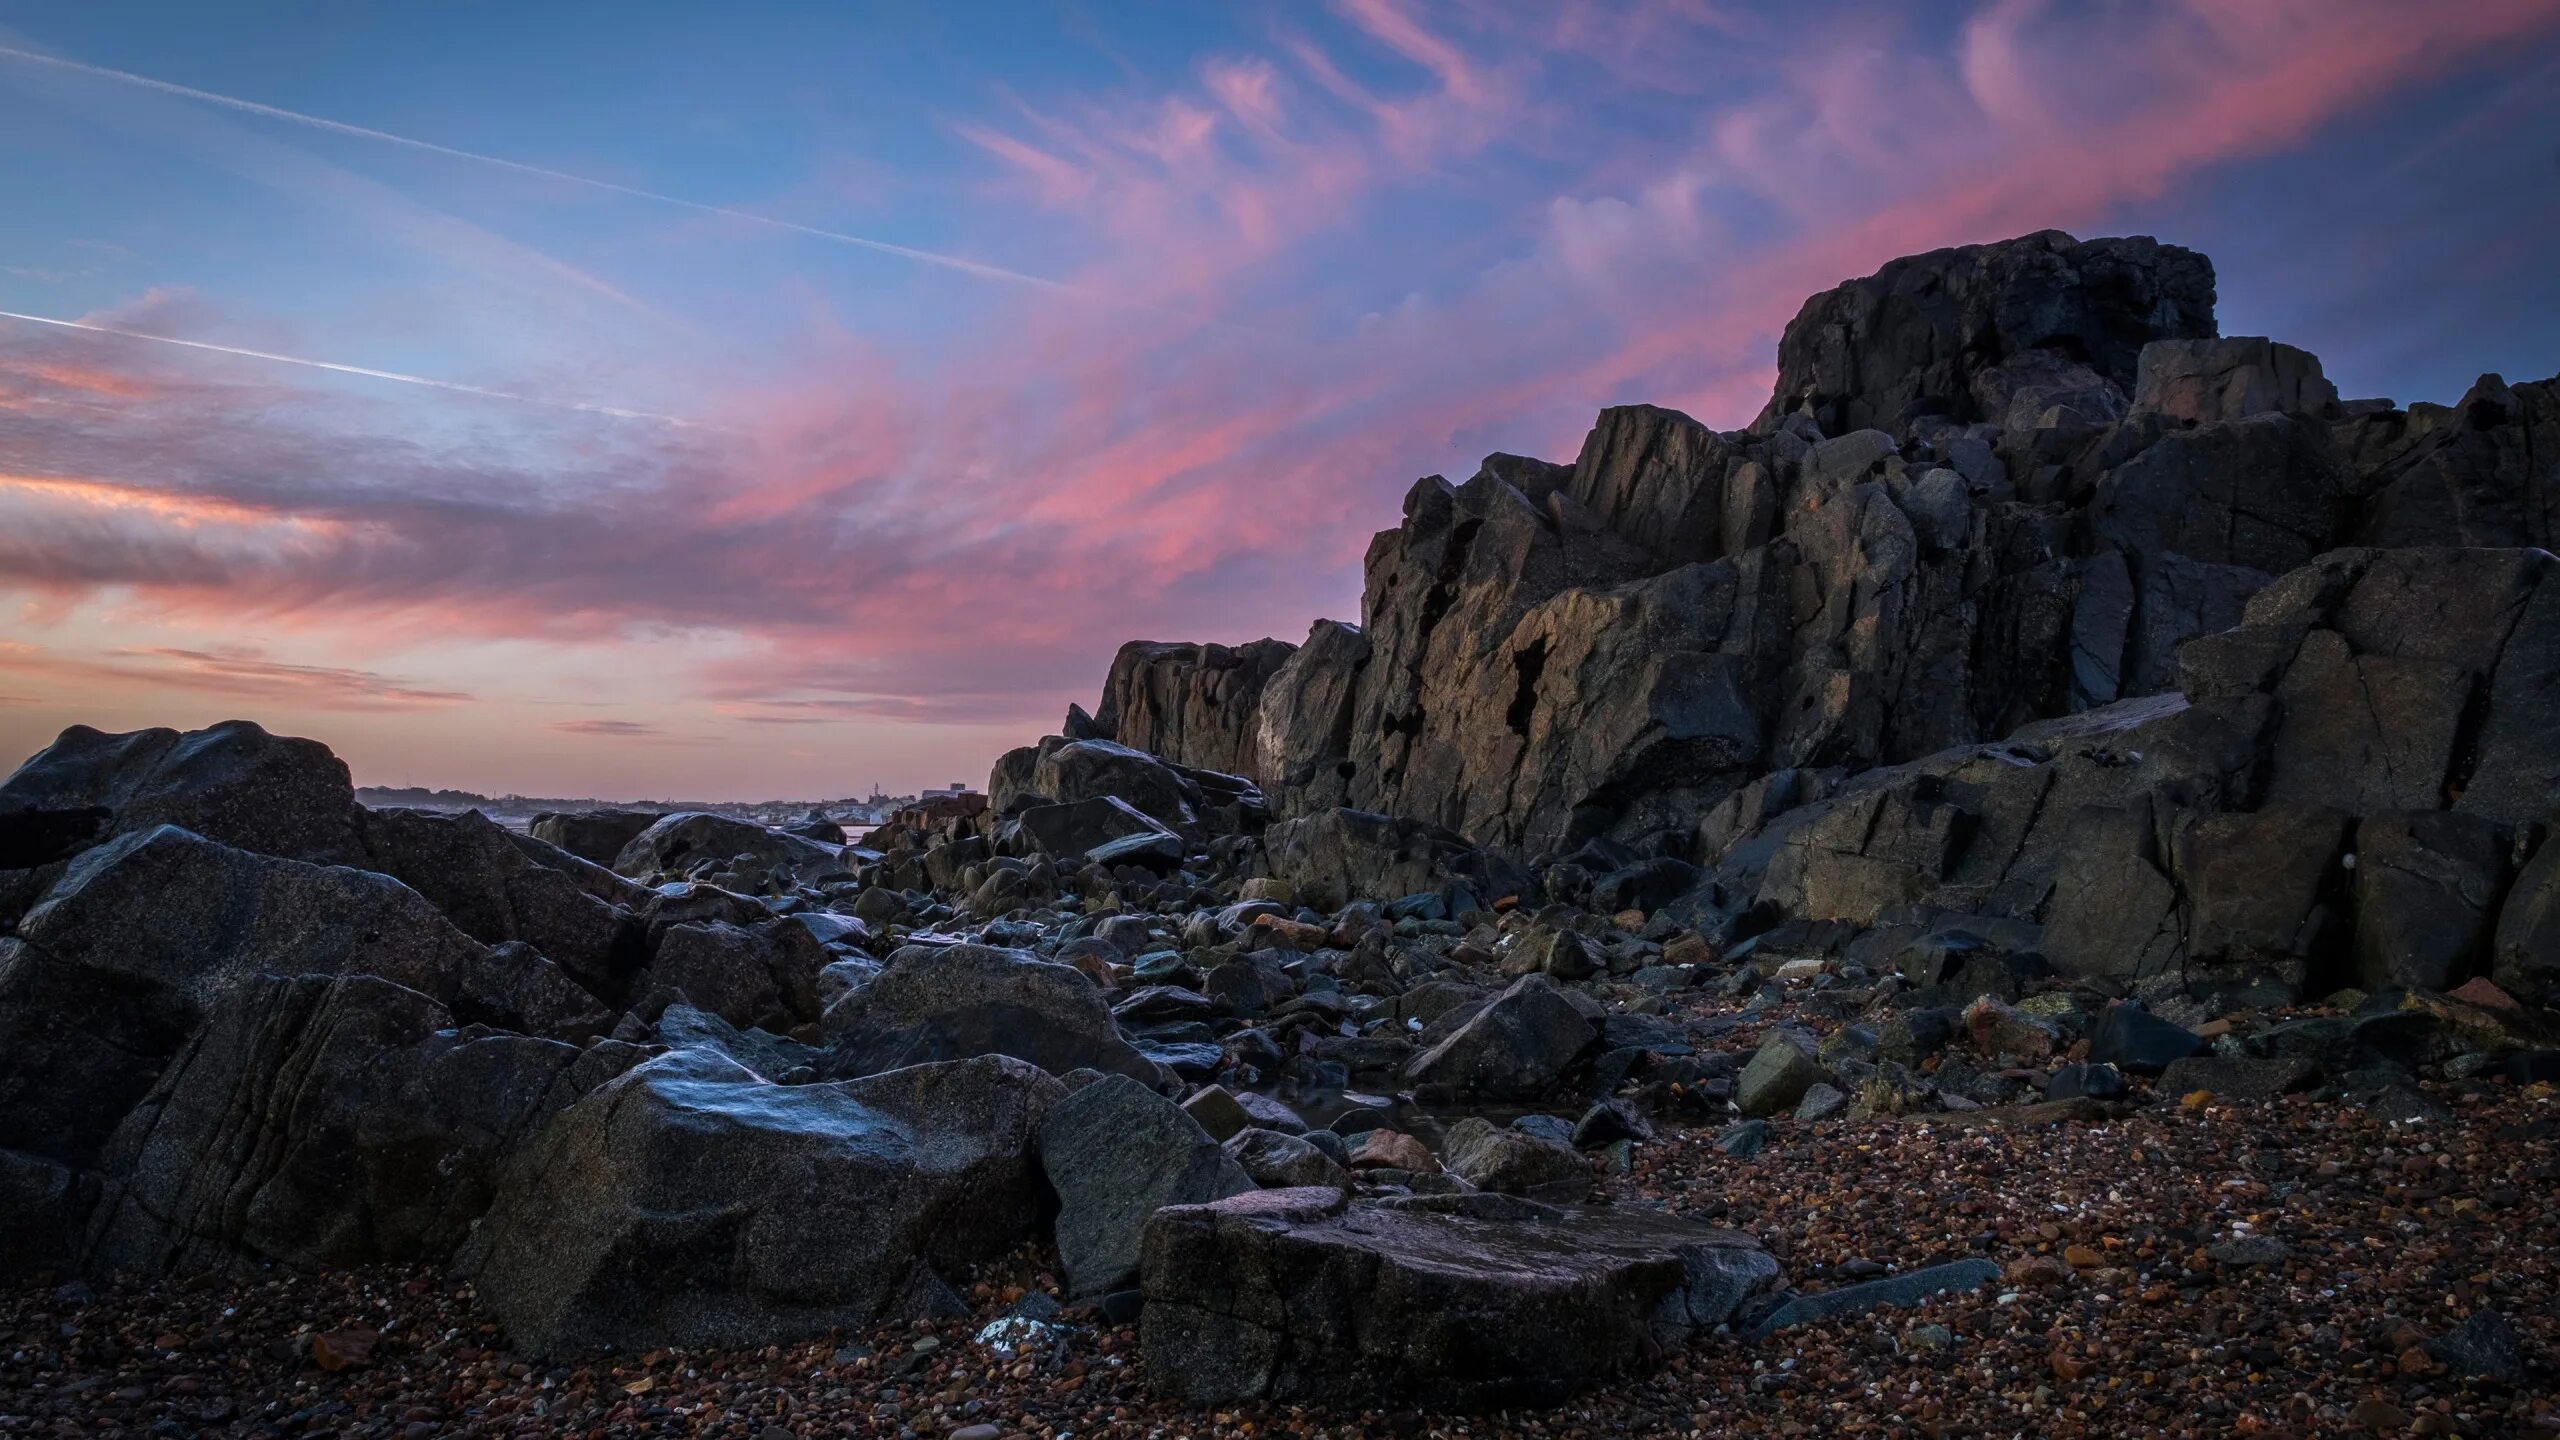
[527,809,660,868]
[1252,620,1372,814]
[1139,1187,1780,1407]
[361,806,643,989]
[84,974,616,1274]
[1759,230,2214,438]
[472,1050,1060,1354]
[1039,1074,1252,1298]
[0,826,529,1164]
[822,943,1165,1085]
[0,720,367,866]
[610,811,842,882]
[1092,639,1296,784]
[1405,974,1596,1099]
[2338,373,2560,551]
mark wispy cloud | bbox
[546,718,669,738]
[0,642,471,711]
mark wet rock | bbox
[1221,1128,1348,1191]
[472,1050,1060,1354]
[1139,1187,1781,1407]
[1038,1074,1252,1299]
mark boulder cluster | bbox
[1,229,2555,1418]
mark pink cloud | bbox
[5,0,2556,794]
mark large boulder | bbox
[611,812,841,882]
[1037,1074,1253,1298]
[0,720,367,866]
[1262,808,1534,912]
[83,974,615,1275]
[636,917,831,1030]
[527,808,662,868]
[2131,337,2338,423]
[1140,1187,1781,1408]
[470,1050,1062,1355]
[1405,974,1596,1099]
[1015,796,1185,871]
[822,943,1166,1085]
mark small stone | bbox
[2004,1254,2074,1288]
[2062,1244,2103,1269]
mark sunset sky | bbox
[3,1,2557,800]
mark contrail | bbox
[0,308,709,427]
[0,42,1082,297]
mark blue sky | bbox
[1,0,2555,798]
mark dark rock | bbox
[2351,811,2511,992]
[471,1050,1060,1354]
[0,1147,93,1280]
[1139,1187,1780,1407]
[2044,1063,2126,1101]
[0,720,368,866]
[1089,639,1296,785]
[1404,974,1597,1099]
[1735,1033,1824,1117]
[527,809,661,868]
[2426,1308,2526,1383]
[2085,1003,2205,1076]
[84,974,606,1273]
[1222,1128,1348,1191]
[611,812,841,881]
[1038,1074,1252,1298]
[1016,797,1184,871]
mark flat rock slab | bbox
[1140,1187,1779,1409]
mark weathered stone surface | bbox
[1040,1074,1253,1299]
[361,806,642,989]
[1262,808,1529,912]
[823,943,1165,1085]
[0,720,367,866]
[84,974,607,1274]
[472,1050,1060,1355]
[1140,1187,1780,1407]
[638,917,830,1030]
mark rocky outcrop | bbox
[1756,230,2216,437]
[1139,1187,1780,1407]
[1091,639,1296,784]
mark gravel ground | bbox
[5,1031,2553,1439]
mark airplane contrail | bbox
[0,42,1083,297]
[0,308,710,427]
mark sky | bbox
[1,1,2557,801]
